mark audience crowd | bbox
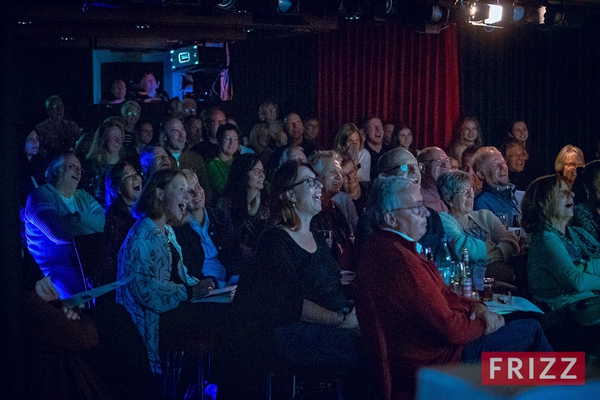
[19,91,600,399]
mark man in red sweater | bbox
[355,177,552,398]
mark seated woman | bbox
[522,174,600,353]
[448,117,483,162]
[555,144,584,187]
[461,145,483,196]
[94,161,142,288]
[333,122,371,182]
[390,121,417,157]
[206,123,239,201]
[215,153,270,276]
[116,169,216,374]
[223,161,362,397]
[438,171,519,285]
[82,120,126,207]
[120,100,141,147]
[309,151,356,271]
[19,126,47,207]
[174,169,237,288]
[572,161,600,241]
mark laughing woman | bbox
[116,169,216,373]
[438,171,519,284]
[523,174,600,353]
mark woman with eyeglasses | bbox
[215,153,270,277]
[222,160,362,398]
[437,171,519,274]
[120,100,141,147]
[94,161,143,289]
[206,123,239,201]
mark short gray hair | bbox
[471,146,500,176]
[308,150,342,177]
[361,176,415,237]
[437,171,471,207]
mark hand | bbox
[339,308,360,330]
[61,306,81,321]
[472,301,488,317]
[346,142,359,162]
[190,280,213,300]
[35,277,59,302]
[483,310,505,335]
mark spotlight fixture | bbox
[216,0,237,11]
[469,1,503,25]
[277,0,300,15]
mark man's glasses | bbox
[288,177,320,189]
[62,163,83,174]
[381,162,418,176]
[387,202,427,216]
[423,158,450,165]
[225,136,238,142]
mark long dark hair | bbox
[133,169,182,220]
[521,174,566,234]
[223,153,262,221]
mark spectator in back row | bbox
[363,116,390,181]
[333,122,371,182]
[448,117,483,163]
[36,95,81,160]
[19,127,47,206]
[194,107,227,161]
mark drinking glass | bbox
[450,261,465,294]
[496,213,508,228]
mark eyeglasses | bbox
[455,187,474,198]
[381,162,418,176]
[564,162,583,169]
[225,136,238,142]
[423,158,450,165]
[387,202,427,216]
[62,163,83,174]
[250,167,265,177]
[126,111,138,116]
[289,177,320,189]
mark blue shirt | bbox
[473,183,521,225]
[188,209,227,287]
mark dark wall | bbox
[228,34,318,137]
[15,46,94,130]
[459,23,600,174]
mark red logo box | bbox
[482,352,585,386]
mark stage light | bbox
[277,0,300,15]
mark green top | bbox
[528,224,600,310]
[206,157,232,200]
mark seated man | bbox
[417,146,451,213]
[377,148,444,261]
[472,146,521,224]
[355,176,552,399]
[23,152,105,298]
[173,169,238,288]
[35,95,80,160]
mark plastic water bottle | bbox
[461,248,472,298]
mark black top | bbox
[19,153,47,206]
[365,142,391,180]
[235,227,350,332]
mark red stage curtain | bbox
[317,24,461,151]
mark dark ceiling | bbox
[12,0,343,51]
[12,0,600,52]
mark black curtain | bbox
[458,22,600,174]
[228,34,318,136]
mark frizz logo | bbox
[482,352,585,386]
